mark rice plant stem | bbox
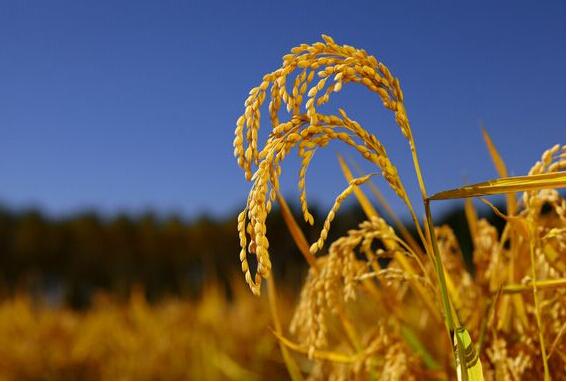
[404,121,466,378]
[477,290,501,356]
[546,321,566,361]
[271,330,357,363]
[405,128,457,332]
[528,226,550,380]
[406,125,464,378]
[267,275,303,380]
[501,278,566,293]
[424,199,457,334]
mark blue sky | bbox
[0,0,564,220]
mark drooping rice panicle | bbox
[234,35,565,381]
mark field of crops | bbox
[1,2,564,381]
[230,35,566,380]
[1,33,563,382]
[0,281,290,380]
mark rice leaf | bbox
[266,276,303,380]
[271,330,356,363]
[481,127,517,214]
[547,322,566,361]
[464,198,478,240]
[481,128,532,331]
[400,324,441,370]
[477,287,503,357]
[427,172,566,201]
[478,198,530,328]
[276,192,317,269]
[454,326,484,381]
[528,224,551,380]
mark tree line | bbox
[0,201,499,307]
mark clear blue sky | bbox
[0,0,564,220]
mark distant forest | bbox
[0,201,505,308]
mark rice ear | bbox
[428,172,566,201]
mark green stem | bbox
[405,131,456,330]
[502,278,565,294]
[398,101,476,379]
[405,129,464,379]
[528,227,550,380]
[425,198,469,380]
[424,200,456,332]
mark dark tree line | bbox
[0,201,503,307]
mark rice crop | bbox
[234,35,566,380]
[0,280,291,380]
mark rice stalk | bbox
[272,330,357,363]
[546,321,566,362]
[528,224,550,380]
[266,275,303,380]
[233,34,470,378]
[501,278,565,293]
[234,35,565,380]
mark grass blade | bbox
[276,192,318,269]
[427,172,566,201]
[481,128,531,331]
[400,324,441,370]
[271,330,356,363]
[454,326,484,381]
[267,276,303,380]
[481,127,517,214]
[464,198,478,240]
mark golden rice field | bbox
[231,35,566,380]
[0,35,563,381]
[0,281,290,380]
